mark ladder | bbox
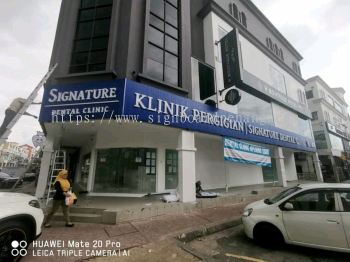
[46,150,66,205]
[0,63,58,146]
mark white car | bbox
[0,193,44,260]
[242,183,350,253]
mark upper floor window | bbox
[69,0,113,74]
[311,111,318,121]
[292,62,301,76]
[265,37,284,61]
[297,89,306,105]
[305,90,313,99]
[228,3,247,28]
[145,0,179,86]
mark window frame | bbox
[69,0,113,74]
[143,0,180,87]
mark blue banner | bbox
[224,138,271,167]
[39,79,316,152]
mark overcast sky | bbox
[0,0,349,146]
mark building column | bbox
[274,147,287,187]
[312,153,324,182]
[156,147,165,193]
[35,136,55,199]
[330,156,341,183]
[177,130,196,202]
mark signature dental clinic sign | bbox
[224,138,271,167]
[40,79,316,152]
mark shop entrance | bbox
[93,148,156,194]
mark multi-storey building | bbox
[305,76,350,182]
[35,0,322,202]
[0,142,30,168]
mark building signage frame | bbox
[40,79,316,152]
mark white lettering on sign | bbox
[48,87,117,103]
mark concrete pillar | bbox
[330,156,340,183]
[177,130,196,202]
[156,147,165,192]
[87,149,97,192]
[274,147,287,187]
[35,136,54,199]
[312,152,324,182]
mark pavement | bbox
[22,202,247,262]
[185,224,350,262]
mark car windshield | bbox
[265,186,302,204]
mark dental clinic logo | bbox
[11,240,27,257]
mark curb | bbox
[177,217,242,242]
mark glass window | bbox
[146,0,179,86]
[149,26,164,47]
[198,61,215,100]
[150,0,164,19]
[314,131,327,149]
[339,191,350,212]
[150,14,164,31]
[95,6,112,19]
[286,190,336,212]
[267,186,301,204]
[69,0,112,73]
[93,19,110,36]
[237,89,274,126]
[94,148,156,193]
[147,59,163,80]
[306,90,313,99]
[165,35,178,54]
[329,133,344,151]
[79,9,95,21]
[165,150,178,189]
[76,22,93,39]
[311,112,318,120]
[74,39,90,52]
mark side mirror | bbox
[284,202,294,211]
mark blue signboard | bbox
[224,138,271,167]
[40,79,316,152]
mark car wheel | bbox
[253,223,284,248]
[0,220,33,261]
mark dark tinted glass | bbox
[150,0,164,19]
[165,3,177,27]
[81,0,95,9]
[93,19,110,36]
[165,52,177,69]
[198,62,215,100]
[96,0,113,6]
[150,14,164,31]
[70,65,87,73]
[149,27,164,47]
[95,6,112,18]
[88,63,105,71]
[76,22,93,39]
[79,9,94,21]
[339,191,350,212]
[147,59,163,80]
[288,191,336,212]
[164,66,178,85]
[74,39,90,52]
[167,0,177,7]
[165,36,177,54]
[91,37,109,50]
[148,44,164,64]
[89,50,107,64]
[71,52,89,65]
[165,24,177,39]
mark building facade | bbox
[36,0,322,202]
[0,142,34,168]
[305,76,350,182]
